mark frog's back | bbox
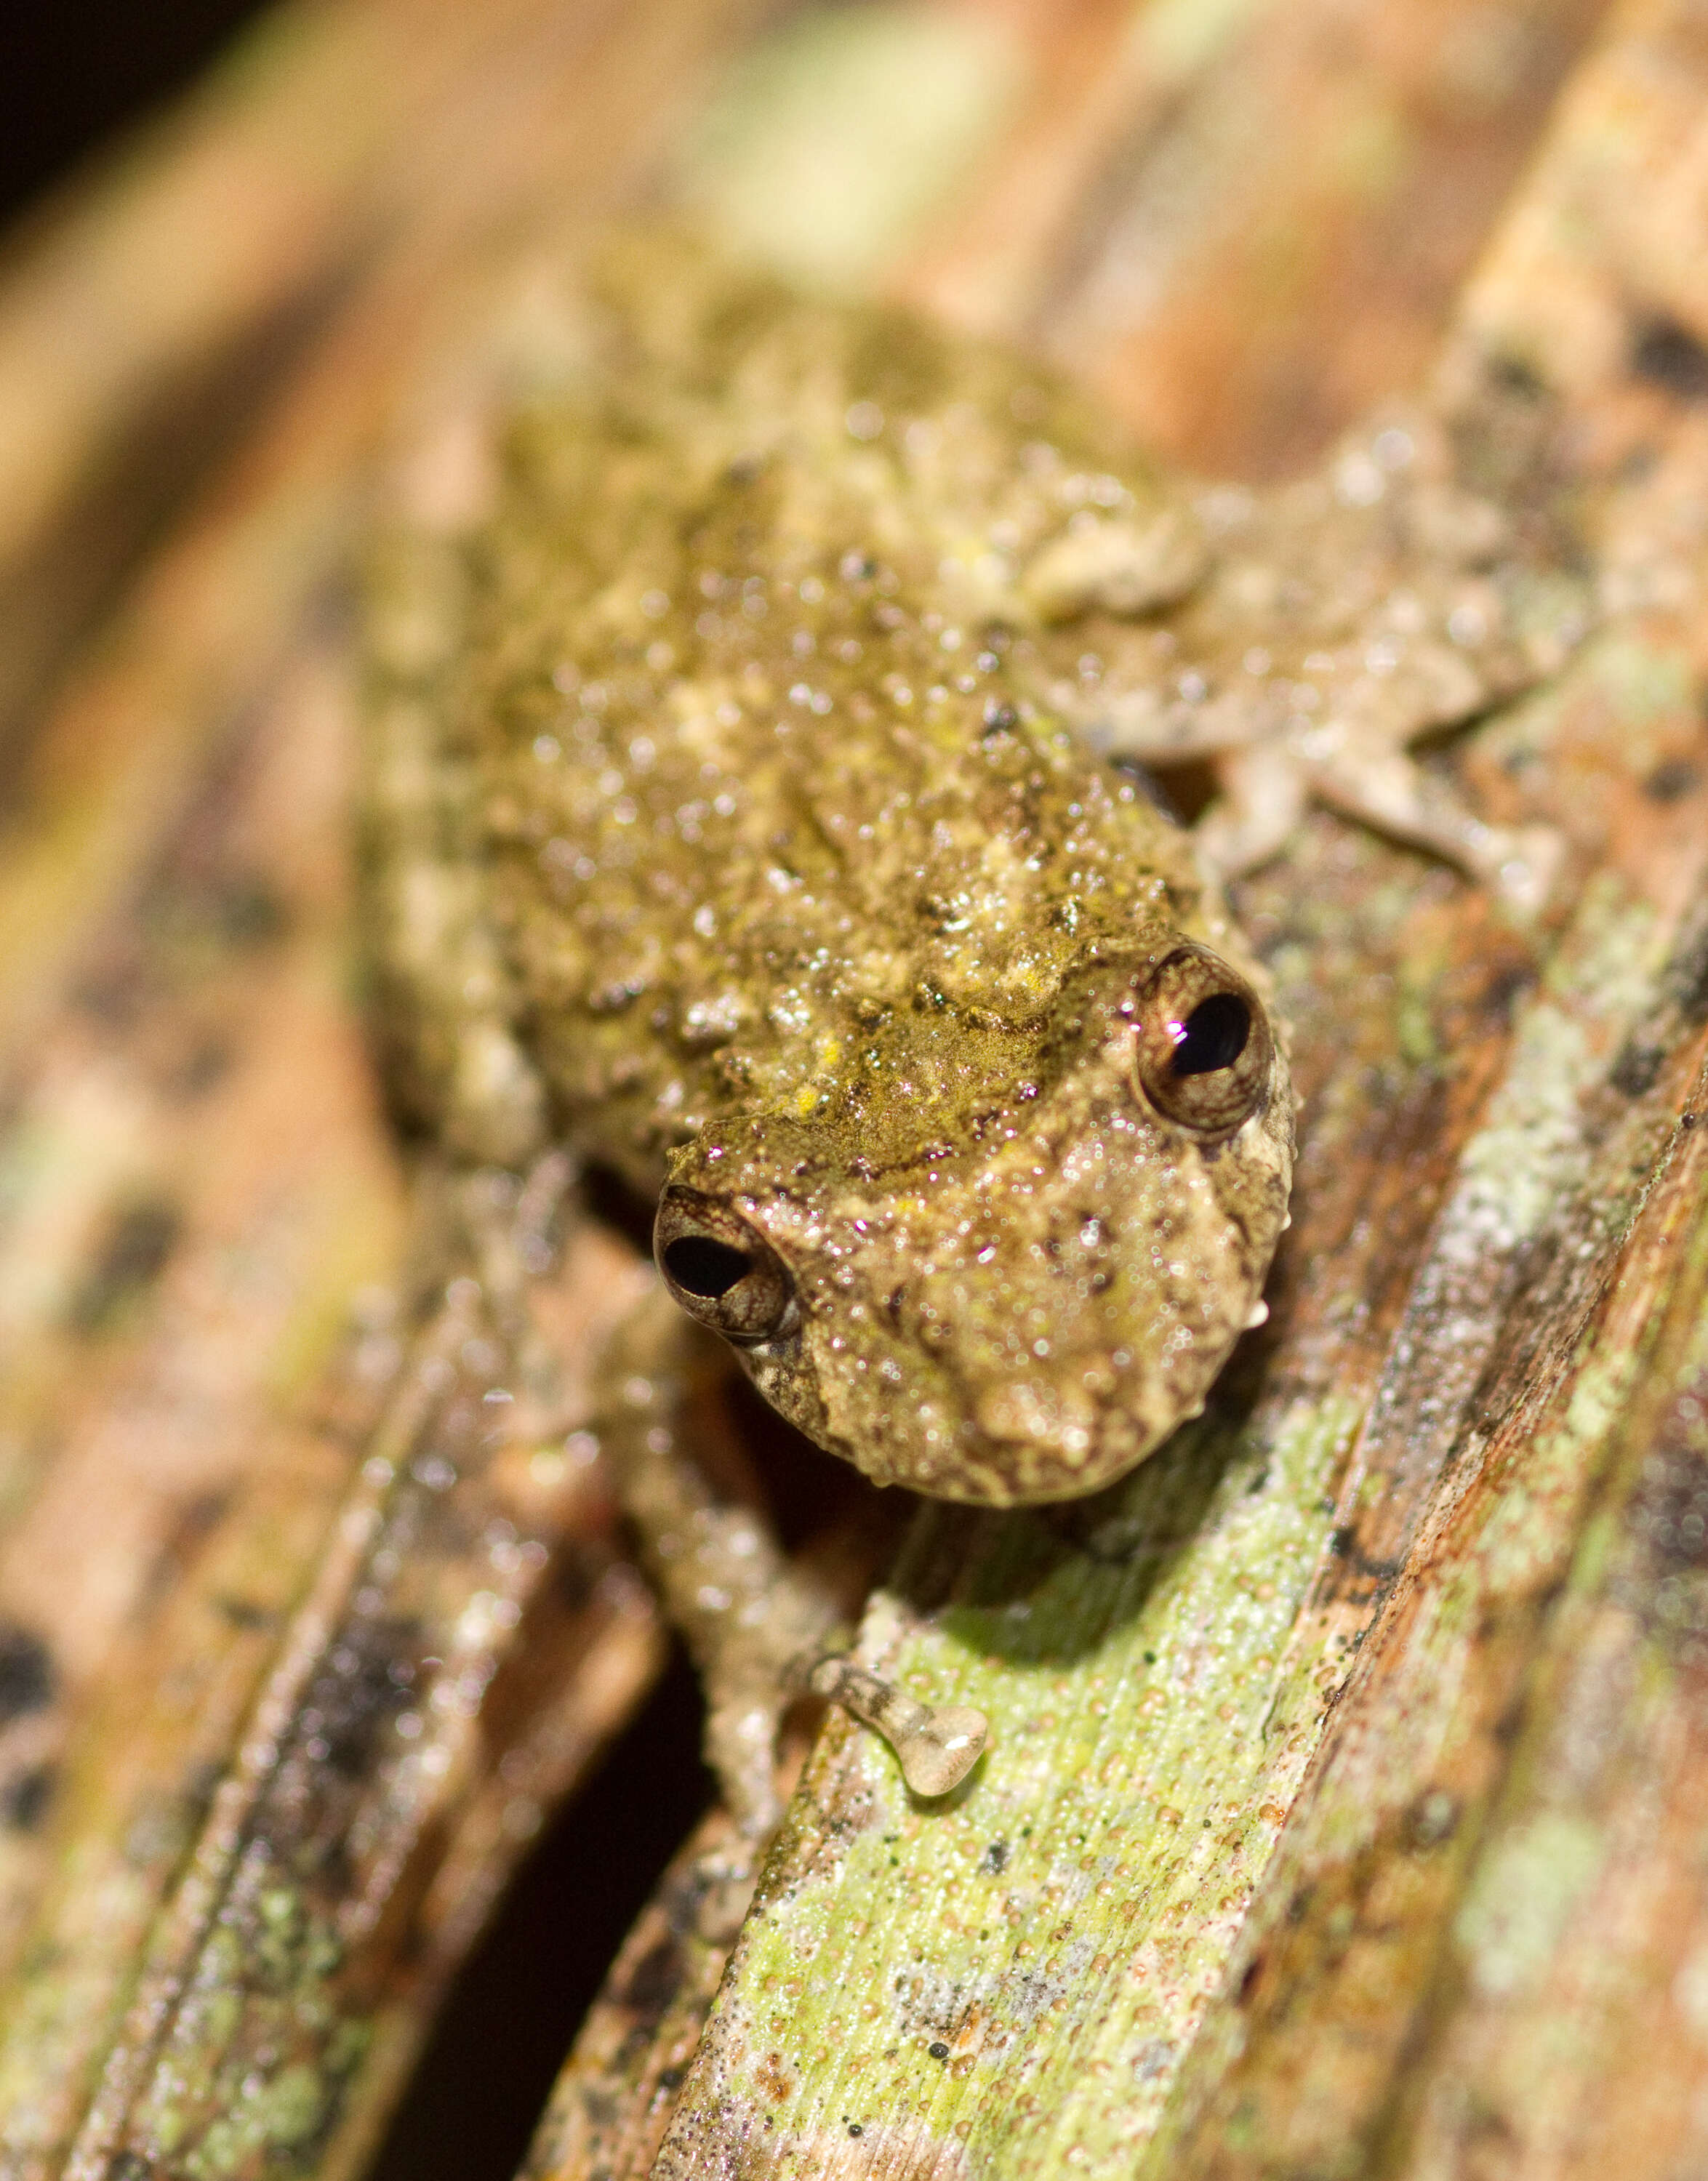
[361,243,1208,1186]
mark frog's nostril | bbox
[1170,992,1250,1077]
[662,1235,752,1298]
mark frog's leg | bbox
[1018,414,1581,908]
[454,1162,989,1834]
[1037,573,1565,907]
[1081,678,1561,907]
[443,1157,831,1838]
[439,1160,832,1840]
[592,1285,842,1839]
[1190,740,1308,883]
[590,1288,987,1836]
[1302,735,1563,909]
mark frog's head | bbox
[653,940,1294,1506]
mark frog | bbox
[361,237,1582,1835]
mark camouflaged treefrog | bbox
[361,239,1579,1831]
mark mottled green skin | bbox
[364,257,1293,1504]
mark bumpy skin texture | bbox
[360,246,1589,1827]
[364,255,1302,1507]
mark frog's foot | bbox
[689,1554,849,1842]
[1302,739,1564,910]
[1047,633,1569,907]
[809,1657,988,1798]
[703,1618,993,1842]
[1023,404,1584,910]
[1191,732,1564,911]
[597,1290,991,1839]
[596,1288,847,1841]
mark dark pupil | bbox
[1170,992,1251,1077]
[663,1235,753,1298]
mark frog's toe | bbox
[1307,742,1562,908]
[1193,743,1310,881]
[810,1657,988,1798]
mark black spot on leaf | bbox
[1632,316,1708,400]
[1644,758,1701,803]
[2,1765,54,1831]
[0,1626,54,1724]
[68,1198,181,1334]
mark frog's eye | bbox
[654,1189,798,1344]
[1132,945,1273,1136]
